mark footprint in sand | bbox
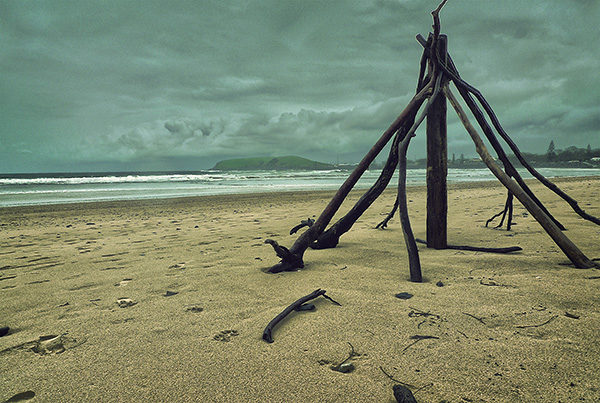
[184,304,203,313]
[2,391,36,402]
[114,278,132,287]
[31,335,65,355]
[213,330,239,342]
[0,334,86,357]
[116,298,137,308]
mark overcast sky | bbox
[1,0,598,173]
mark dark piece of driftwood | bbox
[393,0,447,283]
[415,238,522,253]
[262,289,341,343]
[266,79,433,273]
[402,335,440,352]
[264,239,304,269]
[417,34,566,231]
[486,192,514,230]
[425,34,599,229]
[463,312,486,325]
[444,86,596,269]
[290,218,314,235]
[380,366,415,389]
[426,34,448,249]
[312,123,408,249]
[376,197,399,229]
[515,315,558,329]
[311,40,429,249]
[396,70,445,282]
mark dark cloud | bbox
[0,0,598,172]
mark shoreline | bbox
[1,175,598,214]
[1,176,599,402]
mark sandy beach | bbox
[1,177,599,402]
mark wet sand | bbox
[1,177,599,402]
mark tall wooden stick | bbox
[426,34,448,249]
[397,134,422,282]
[443,86,597,269]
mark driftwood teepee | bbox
[264,1,599,280]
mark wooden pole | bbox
[426,34,448,249]
[444,85,597,269]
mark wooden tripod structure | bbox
[264,1,599,280]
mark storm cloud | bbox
[1,0,598,172]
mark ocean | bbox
[0,168,598,208]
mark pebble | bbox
[336,363,355,373]
[395,292,413,300]
[393,384,417,403]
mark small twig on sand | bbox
[402,335,440,352]
[515,315,558,329]
[380,366,415,389]
[462,312,486,325]
[330,342,360,372]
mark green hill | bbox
[212,156,334,171]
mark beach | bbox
[1,177,599,402]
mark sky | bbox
[1,0,598,173]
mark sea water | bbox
[0,168,598,208]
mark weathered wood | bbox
[426,37,599,228]
[262,289,341,343]
[267,82,433,273]
[486,192,514,229]
[398,133,422,282]
[417,34,567,231]
[312,113,415,249]
[416,238,522,253]
[444,86,597,269]
[426,34,448,249]
[376,197,399,229]
[311,129,403,249]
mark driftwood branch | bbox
[422,34,599,228]
[416,34,566,231]
[443,86,596,269]
[290,218,314,235]
[396,69,445,282]
[398,132,422,282]
[311,118,411,249]
[415,238,522,254]
[486,192,514,230]
[376,197,399,229]
[311,41,427,250]
[515,315,558,329]
[266,76,433,273]
[264,239,304,269]
[262,289,341,343]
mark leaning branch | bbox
[443,86,597,269]
[266,79,433,273]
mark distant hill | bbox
[212,156,334,170]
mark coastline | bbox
[1,177,599,402]
[2,168,599,208]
